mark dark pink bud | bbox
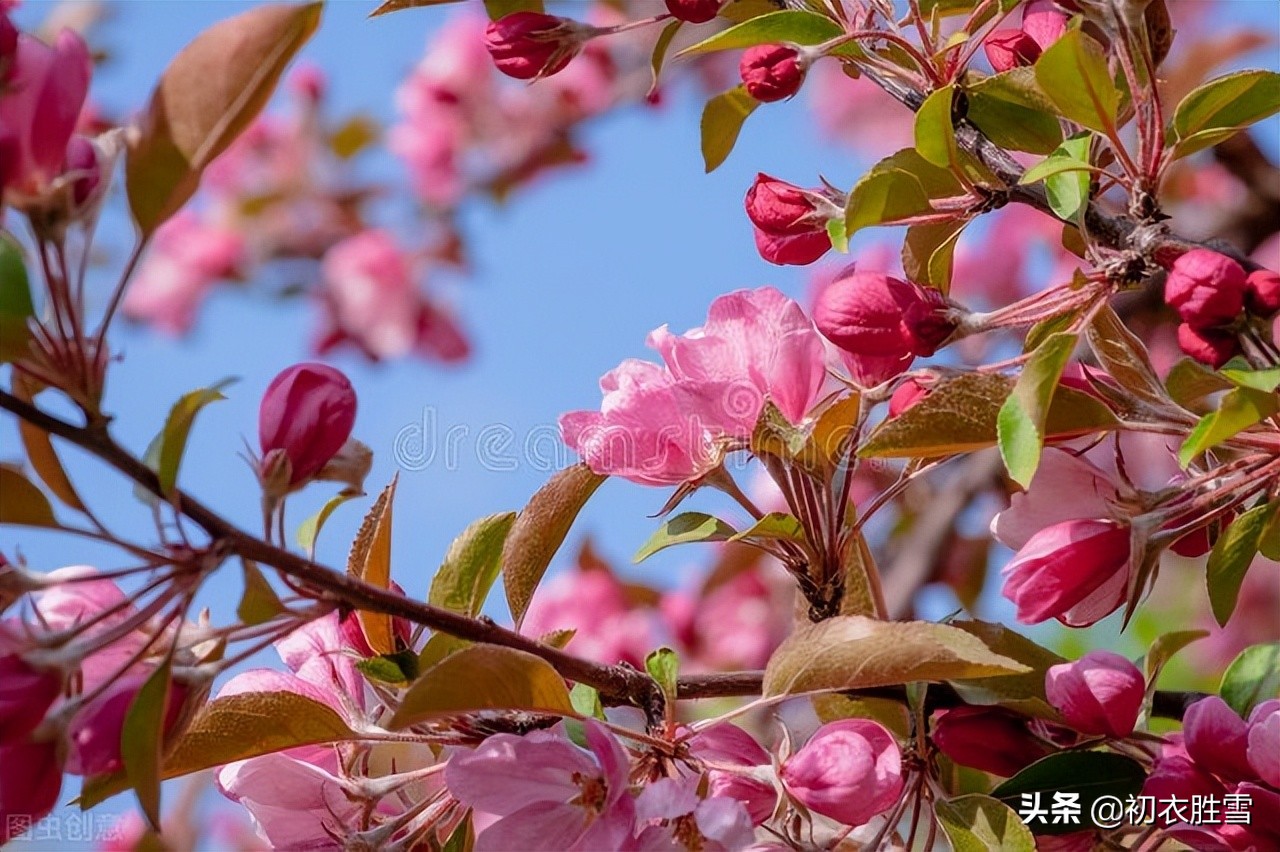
[0,14,16,79]
[1165,249,1247,329]
[63,134,99,208]
[484,12,583,80]
[0,739,62,843]
[338,581,413,656]
[780,719,903,827]
[932,706,1050,776]
[1245,269,1280,316]
[739,44,805,103]
[815,270,955,364]
[1169,525,1211,558]
[887,378,930,418]
[259,363,357,486]
[1021,0,1069,50]
[1001,518,1130,626]
[0,654,61,745]
[67,673,189,776]
[664,0,722,24]
[984,30,1041,72]
[1183,696,1254,782]
[1045,650,1145,738]
[1176,323,1238,369]
[745,173,831,266]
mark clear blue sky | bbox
[4,0,1278,835]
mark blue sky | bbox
[4,0,1279,835]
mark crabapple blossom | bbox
[1177,323,1240,368]
[779,719,903,828]
[1000,518,1131,626]
[484,12,585,80]
[0,739,62,843]
[1245,268,1280,316]
[632,777,755,850]
[1045,650,1145,738]
[664,0,722,24]
[984,30,1042,72]
[744,173,834,266]
[1248,701,1280,788]
[66,670,190,776]
[739,45,804,102]
[1183,696,1259,782]
[687,724,777,824]
[0,649,61,744]
[258,362,357,487]
[445,721,635,852]
[887,378,930,418]
[520,565,662,667]
[931,706,1051,777]
[1164,249,1247,329]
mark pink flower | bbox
[484,12,584,80]
[740,45,805,103]
[1248,700,1280,788]
[931,706,1050,777]
[0,25,91,199]
[561,287,826,485]
[1245,269,1280,317]
[666,568,791,671]
[1165,249,1247,329]
[66,670,189,776]
[521,567,660,668]
[1045,651,1145,738]
[744,173,833,266]
[445,721,636,851]
[1001,519,1131,626]
[258,362,357,487]
[0,739,62,843]
[0,651,61,745]
[779,719,903,828]
[887,378,930,418]
[688,724,776,825]
[991,449,1125,551]
[320,230,422,359]
[984,30,1042,72]
[1020,0,1069,51]
[1183,696,1255,782]
[1177,323,1239,368]
[122,211,246,335]
[664,0,722,24]
[632,777,755,850]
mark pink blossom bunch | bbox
[560,287,827,485]
[983,0,1069,72]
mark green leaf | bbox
[237,559,287,626]
[1220,364,1280,393]
[429,512,516,617]
[1034,29,1120,134]
[441,815,474,852]
[0,465,58,528]
[127,3,323,233]
[998,332,1078,487]
[156,379,235,495]
[389,645,575,729]
[730,512,805,544]
[947,620,1066,719]
[1178,387,1279,468]
[763,616,1029,697]
[122,661,171,828]
[483,0,544,19]
[1219,643,1280,717]
[902,220,966,294]
[915,84,959,169]
[347,477,399,655]
[992,752,1145,836]
[1172,70,1280,158]
[569,683,604,720]
[1165,358,1233,410]
[0,233,34,363]
[1207,502,1277,626]
[645,647,679,706]
[844,148,962,237]
[1030,133,1092,222]
[935,794,1036,852]
[502,464,607,628]
[635,513,737,562]
[966,67,1063,155]
[700,86,760,173]
[296,492,360,557]
[826,216,848,253]
[678,9,843,56]
[649,19,682,93]
[1261,508,1280,562]
[860,372,1116,459]
[1144,629,1209,684]
[79,691,358,808]
[355,650,419,685]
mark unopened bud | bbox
[739,44,805,103]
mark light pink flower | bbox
[1248,700,1280,788]
[779,719,903,828]
[320,230,424,359]
[562,288,826,485]
[123,211,246,335]
[1001,519,1131,626]
[663,569,791,671]
[991,449,1128,551]
[632,776,755,851]
[445,721,636,852]
[1183,696,1255,783]
[687,724,776,825]
[521,567,660,668]
[1045,651,1145,738]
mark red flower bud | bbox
[814,270,955,367]
[887,378,930,418]
[0,739,62,843]
[1164,249,1246,329]
[1001,518,1130,626]
[739,44,805,103]
[744,173,832,266]
[67,672,189,776]
[1045,650,1145,738]
[932,706,1050,776]
[984,29,1041,72]
[259,363,358,486]
[1176,323,1238,369]
[1245,269,1280,317]
[484,12,583,81]
[664,0,721,24]
[0,654,60,745]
